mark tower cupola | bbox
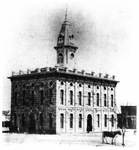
[54,11,78,69]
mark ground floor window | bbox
[40,113,43,127]
[49,113,53,128]
[97,114,100,127]
[60,113,64,128]
[104,114,107,127]
[79,114,82,128]
[111,114,114,127]
[22,114,25,127]
[14,113,17,127]
[70,114,73,128]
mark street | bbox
[2,130,137,147]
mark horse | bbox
[102,130,121,145]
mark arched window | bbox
[88,92,91,106]
[70,83,73,86]
[70,114,73,128]
[111,114,114,127]
[79,91,82,105]
[14,113,17,127]
[60,90,64,105]
[15,84,18,89]
[23,90,26,105]
[79,84,82,87]
[104,114,107,127]
[41,82,44,87]
[70,53,74,59]
[40,113,43,127]
[49,113,53,128]
[97,93,99,106]
[70,90,73,105]
[40,90,44,105]
[111,94,113,107]
[59,34,63,42]
[61,81,64,85]
[31,83,34,87]
[49,89,53,104]
[31,91,34,105]
[104,94,107,107]
[14,92,17,105]
[22,84,26,88]
[58,53,64,63]
[22,114,25,127]
[97,114,100,127]
[79,114,82,128]
[60,113,64,128]
[49,81,53,87]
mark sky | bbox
[1,0,139,110]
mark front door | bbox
[87,114,92,133]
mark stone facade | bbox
[9,68,118,134]
[8,12,119,134]
[10,74,57,134]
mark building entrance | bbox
[87,114,92,133]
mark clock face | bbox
[70,53,74,59]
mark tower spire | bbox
[65,4,67,21]
[54,6,78,69]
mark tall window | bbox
[70,90,73,105]
[50,89,53,104]
[40,113,43,127]
[104,94,107,107]
[88,92,91,106]
[49,113,53,128]
[14,92,17,105]
[70,114,73,128]
[22,114,25,127]
[60,113,64,128]
[97,93,99,106]
[104,114,107,127]
[23,91,26,105]
[111,114,114,127]
[79,114,82,128]
[60,90,64,105]
[40,90,44,105]
[79,91,82,105]
[31,91,34,105]
[97,114,100,127]
[41,82,44,87]
[58,53,63,63]
[14,113,17,127]
[111,94,113,107]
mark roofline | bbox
[8,67,119,84]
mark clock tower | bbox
[54,12,78,69]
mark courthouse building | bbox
[8,13,119,134]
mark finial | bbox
[65,4,67,21]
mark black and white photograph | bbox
[1,0,138,149]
